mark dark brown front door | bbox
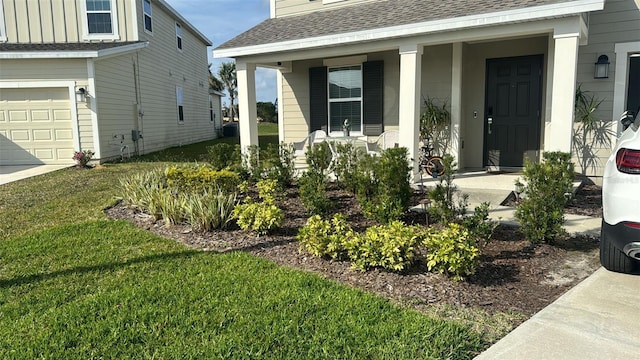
[484,55,543,168]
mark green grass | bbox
[0,129,487,359]
[0,221,482,359]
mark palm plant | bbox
[218,62,237,121]
[573,85,614,176]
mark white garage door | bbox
[0,87,74,165]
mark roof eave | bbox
[0,41,149,60]
[155,0,212,46]
[214,0,605,59]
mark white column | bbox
[236,61,259,151]
[450,42,463,167]
[544,33,579,153]
[277,69,285,143]
[398,44,423,176]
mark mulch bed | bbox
[106,183,602,327]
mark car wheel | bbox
[600,230,639,274]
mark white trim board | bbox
[0,42,149,60]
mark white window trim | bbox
[327,64,363,137]
[176,86,184,124]
[176,22,183,51]
[0,1,6,42]
[613,41,640,137]
[142,0,153,34]
[81,0,120,41]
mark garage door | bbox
[0,87,74,165]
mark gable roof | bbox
[0,42,149,59]
[215,0,605,58]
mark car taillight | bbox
[623,222,640,229]
[616,148,640,174]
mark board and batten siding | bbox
[132,0,214,155]
[0,58,94,151]
[275,0,379,18]
[0,0,136,43]
[574,0,640,178]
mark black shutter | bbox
[309,66,328,133]
[363,60,384,136]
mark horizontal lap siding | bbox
[1,0,135,43]
[134,1,214,155]
[575,0,640,177]
[275,0,377,17]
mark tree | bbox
[208,63,224,92]
[257,101,276,122]
[218,62,237,121]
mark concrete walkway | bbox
[416,172,639,359]
[0,165,71,185]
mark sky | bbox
[166,0,276,105]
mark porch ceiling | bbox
[214,0,604,58]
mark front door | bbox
[484,55,543,168]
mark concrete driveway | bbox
[0,165,71,185]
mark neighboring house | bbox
[0,0,214,166]
[215,0,640,178]
[209,89,224,136]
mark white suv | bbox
[601,111,640,274]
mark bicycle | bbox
[418,137,445,177]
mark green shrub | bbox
[461,202,498,249]
[242,145,263,183]
[297,213,353,260]
[306,142,334,177]
[256,178,279,204]
[333,142,366,193]
[515,151,575,244]
[262,143,296,189]
[428,156,468,224]
[233,202,283,236]
[344,221,425,272]
[202,143,242,170]
[424,223,479,281]
[355,148,412,224]
[297,171,333,216]
[183,190,237,232]
[165,165,240,193]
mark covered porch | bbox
[214,1,603,175]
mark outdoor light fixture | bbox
[75,87,87,102]
[594,55,610,79]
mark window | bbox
[209,95,215,122]
[143,0,152,33]
[83,0,119,40]
[328,65,362,134]
[176,23,183,50]
[627,56,640,115]
[176,87,184,123]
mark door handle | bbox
[487,117,493,135]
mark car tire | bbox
[600,230,639,274]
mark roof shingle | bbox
[216,0,574,50]
[0,41,145,52]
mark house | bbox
[0,0,214,165]
[214,0,640,178]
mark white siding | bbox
[275,0,379,17]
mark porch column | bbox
[544,33,579,153]
[450,42,463,167]
[236,61,259,151]
[398,44,423,176]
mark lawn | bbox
[0,123,485,359]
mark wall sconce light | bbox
[594,55,610,79]
[76,88,87,102]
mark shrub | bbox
[119,168,166,211]
[297,171,333,216]
[424,223,479,281]
[461,202,498,249]
[165,165,240,194]
[355,148,412,224]
[306,142,334,177]
[334,142,365,193]
[262,143,296,189]
[202,143,242,171]
[156,188,186,226]
[256,178,279,204]
[344,221,425,272]
[233,202,283,236]
[297,213,353,260]
[428,155,468,224]
[242,145,263,183]
[183,190,237,232]
[515,151,575,244]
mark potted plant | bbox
[72,150,95,168]
[420,97,451,155]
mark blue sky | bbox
[167,0,277,104]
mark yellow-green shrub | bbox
[297,213,353,260]
[424,223,479,281]
[165,165,240,193]
[233,202,283,236]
